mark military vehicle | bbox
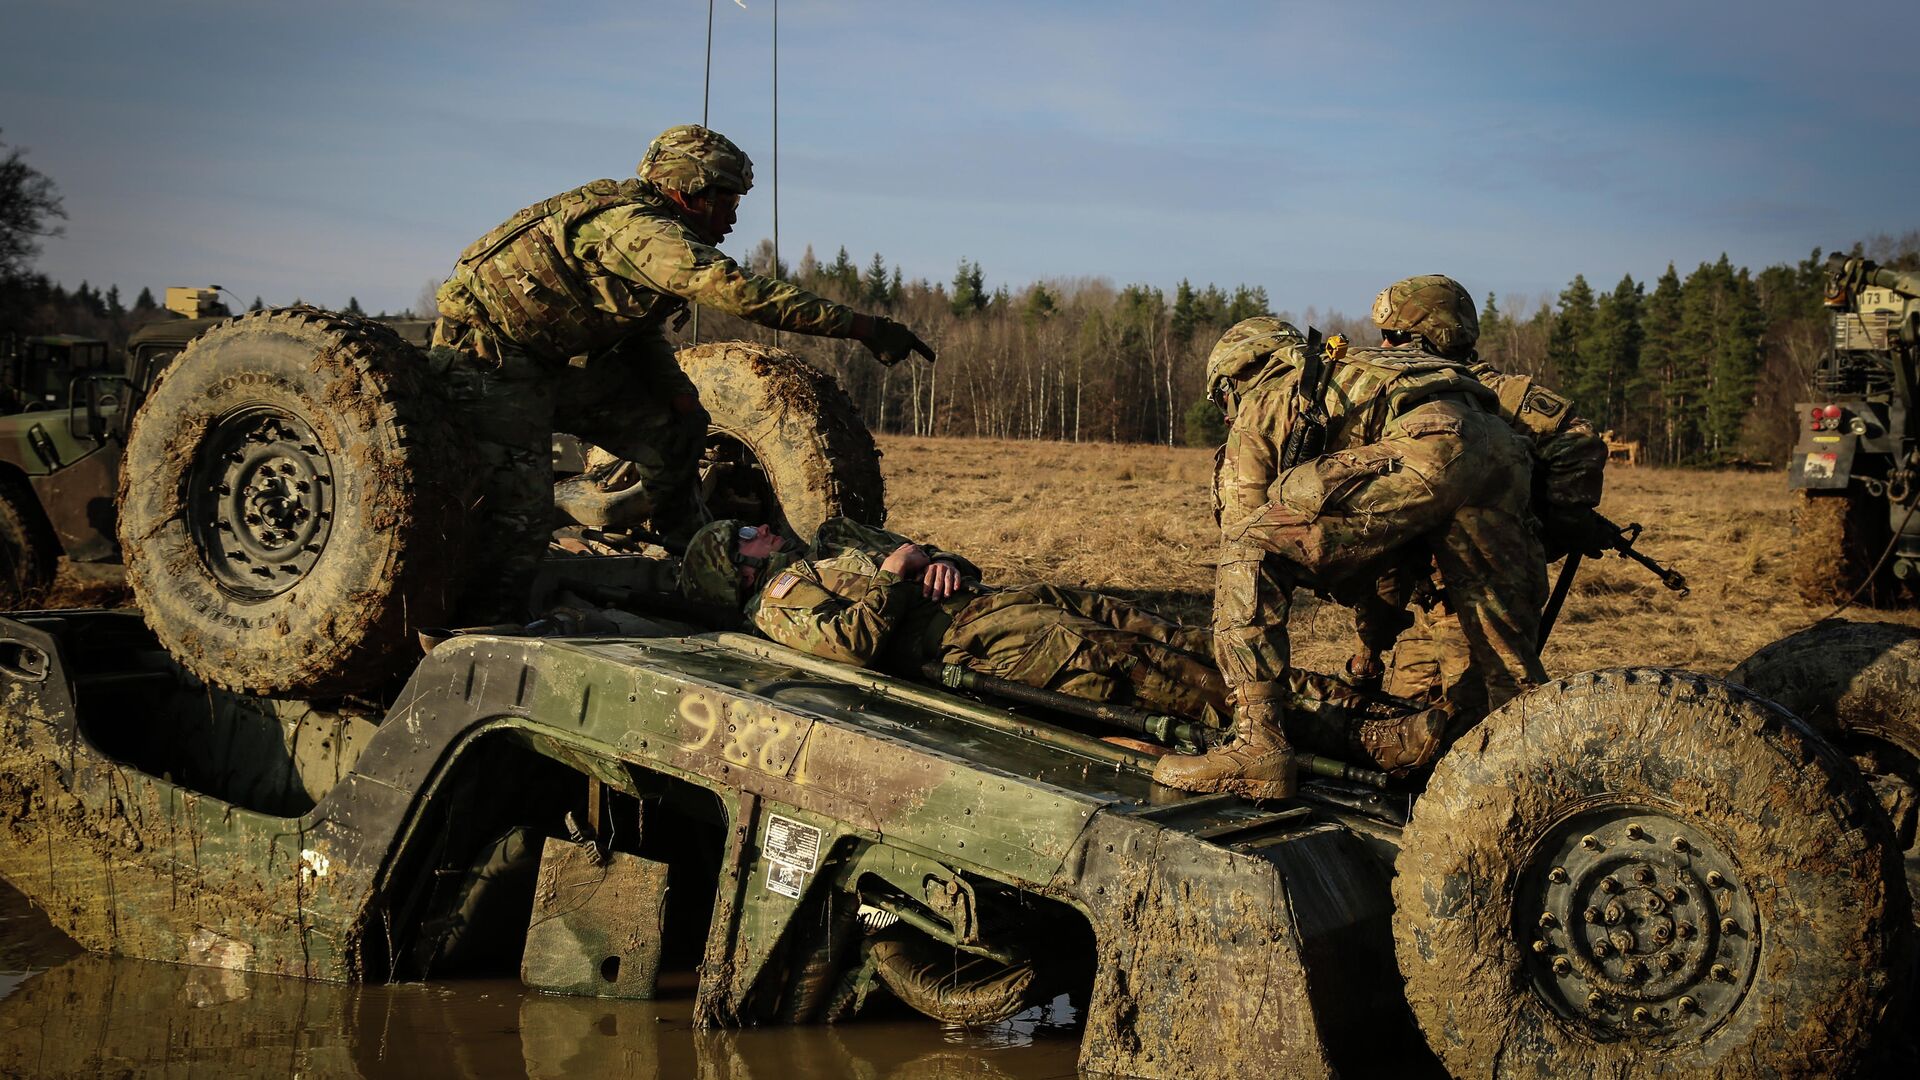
[0,307,1911,1078]
[1789,252,1920,604]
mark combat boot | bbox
[1151,686,1296,800]
[1355,705,1449,776]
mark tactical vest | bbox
[442,179,688,363]
[1321,345,1496,446]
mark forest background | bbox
[5,133,1916,465]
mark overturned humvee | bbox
[0,309,1912,1078]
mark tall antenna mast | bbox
[693,0,716,344]
[771,0,780,348]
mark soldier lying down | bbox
[675,516,1446,776]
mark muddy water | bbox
[0,882,1081,1079]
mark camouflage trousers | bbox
[429,321,708,622]
[936,585,1413,741]
[937,585,1227,722]
[1221,401,1549,710]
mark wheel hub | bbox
[190,407,335,598]
[1517,807,1757,1045]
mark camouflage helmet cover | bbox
[1371,274,1478,358]
[1206,317,1307,385]
[680,518,748,605]
[637,125,755,197]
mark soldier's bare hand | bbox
[921,559,962,600]
[882,543,930,577]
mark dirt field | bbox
[877,435,1920,679]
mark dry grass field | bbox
[876,435,1920,679]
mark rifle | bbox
[1278,329,1343,470]
[1539,507,1689,642]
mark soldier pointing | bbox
[431,124,933,618]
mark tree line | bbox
[8,129,1914,463]
[695,233,1918,465]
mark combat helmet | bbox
[1206,317,1306,403]
[1371,275,1478,359]
[637,125,755,197]
[680,518,749,606]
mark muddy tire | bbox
[1394,668,1908,1079]
[865,927,1045,1025]
[119,307,463,696]
[676,341,884,543]
[1732,620,1920,919]
[1791,488,1895,605]
[0,477,57,610]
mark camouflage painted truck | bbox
[1789,252,1920,604]
[0,308,1913,1078]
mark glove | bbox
[1544,504,1607,559]
[856,315,935,367]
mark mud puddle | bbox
[0,881,1082,1079]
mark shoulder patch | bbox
[1521,387,1567,418]
[768,573,801,599]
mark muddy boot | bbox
[1355,705,1449,776]
[1150,689,1296,800]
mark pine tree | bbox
[1546,275,1596,409]
[1171,279,1198,344]
[829,247,857,294]
[104,285,123,317]
[249,296,265,311]
[1023,283,1057,323]
[862,253,889,307]
[1226,284,1270,323]
[1583,275,1643,431]
[888,266,903,306]
[133,286,156,311]
[1700,257,1762,458]
[950,259,987,317]
[345,296,365,315]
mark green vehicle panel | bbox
[0,609,1403,1079]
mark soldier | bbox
[431,124,933,619]
[678,517,1438,770]
[1151,311,1544,799]
[1347,276,1607,719]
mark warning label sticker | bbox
[765,814,822,872]
[766,860,807,899]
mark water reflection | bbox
[0,885,1081,1079]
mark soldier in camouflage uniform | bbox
[1151,313,1545,799]
[679,517,1438,760]
[431,124,934,619]
[1346,276,1607,719]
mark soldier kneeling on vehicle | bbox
[675,515,1446,778]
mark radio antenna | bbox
[771,0,780,347]
[693,0,716,344]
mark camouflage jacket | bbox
[1466,363,1606,509]
[436,179,859,364]
[746,518,981,668]
[1212,344,1497,688]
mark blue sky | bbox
[3,1,1914,320]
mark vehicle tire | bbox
[864,926,1046,1025]
[1791,488,1895,606]
[0,476,58,609]
[1731,619,1920,919]
[119,306,464,696]
[1394,668,1909,1079]
[675,341,885,544]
